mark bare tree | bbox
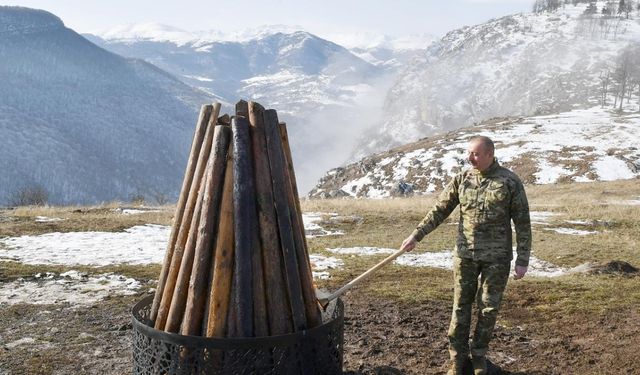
[584,1,599,14]
[8,184,49,207]
[130,193,146,205]
[618,0,634,17]
[600,70,611,107]
[547,0,561,11]
[152,191,170,205]
[613,44,640,110]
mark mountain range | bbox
[2,2,639,205]
[85,24,431,191]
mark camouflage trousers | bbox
[448,256,510,359]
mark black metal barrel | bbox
[132,296,344,375]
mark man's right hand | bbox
[400,236,417,252]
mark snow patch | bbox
[543,227,598,236]
[35,216,64,223]
[0,224,169,266]
[325,246,568,277]
[302,212,344,238]
[309,254,344,280]
[530,211,562,225]
[0,271,143,306]
[327,247,396,256]
[4,337,37,349]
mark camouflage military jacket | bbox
[411,160,532,266]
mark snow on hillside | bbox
[93,23,304,45]
[310,106,640,198]
[362,1,640,156]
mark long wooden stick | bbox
[205,136,235,337]
[318,247,410,308]
[155,103,221,330]
[181,125,231,336]
[263,109,307,331]
[249,102,292,336]
[279,122,322,328]
[151,104,211,323]
[231,115,257,337]
[164,169,207,333]
[236,101,269,338]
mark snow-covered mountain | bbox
[310,106,640,198]
[0,7,213,205]
[359,1,640,156]
[85,25,429,191]
[319,31,436,68]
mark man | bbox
[400,136,531,375]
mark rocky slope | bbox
[310,106,640,198]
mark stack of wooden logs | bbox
[149,100,321,338]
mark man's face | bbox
[467,140,494,172]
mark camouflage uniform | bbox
[410,159,531,359]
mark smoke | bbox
[284,70,398,195]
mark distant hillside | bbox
[0,7,213,205]
[86,25,407,192]
[310,106,640,198]
[358,1,640,157]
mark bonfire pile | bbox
[149,101,321,337]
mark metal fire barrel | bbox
[131,296,344,375]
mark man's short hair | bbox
[470,135,494,155]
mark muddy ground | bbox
[341,295,640,375]
[1,285,638,375]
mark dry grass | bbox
[305,179,640,325]
[1,179,638,322]
[0,205,174,237]
[303,179,640,265]
[0,180,638,374]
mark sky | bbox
[0,0,533,37]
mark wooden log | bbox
[218,114,231,126]
[205,137,235,338]
[231,115,259,337]
[248,102,293,335]
[151,104,212,323]
[155,104,221,330]
[181,125,231,336]
[278,123,306,252]
[226,266,239,337]
[237,101,270,338]
[235,99,249,118]
[164,169,207,333]
[279,122,322,328]
[263,109,307,331]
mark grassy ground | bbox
[304,179,640,373]
[0,179,638,374]
[305,178,640,310]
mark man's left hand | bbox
[513,265,527,280]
